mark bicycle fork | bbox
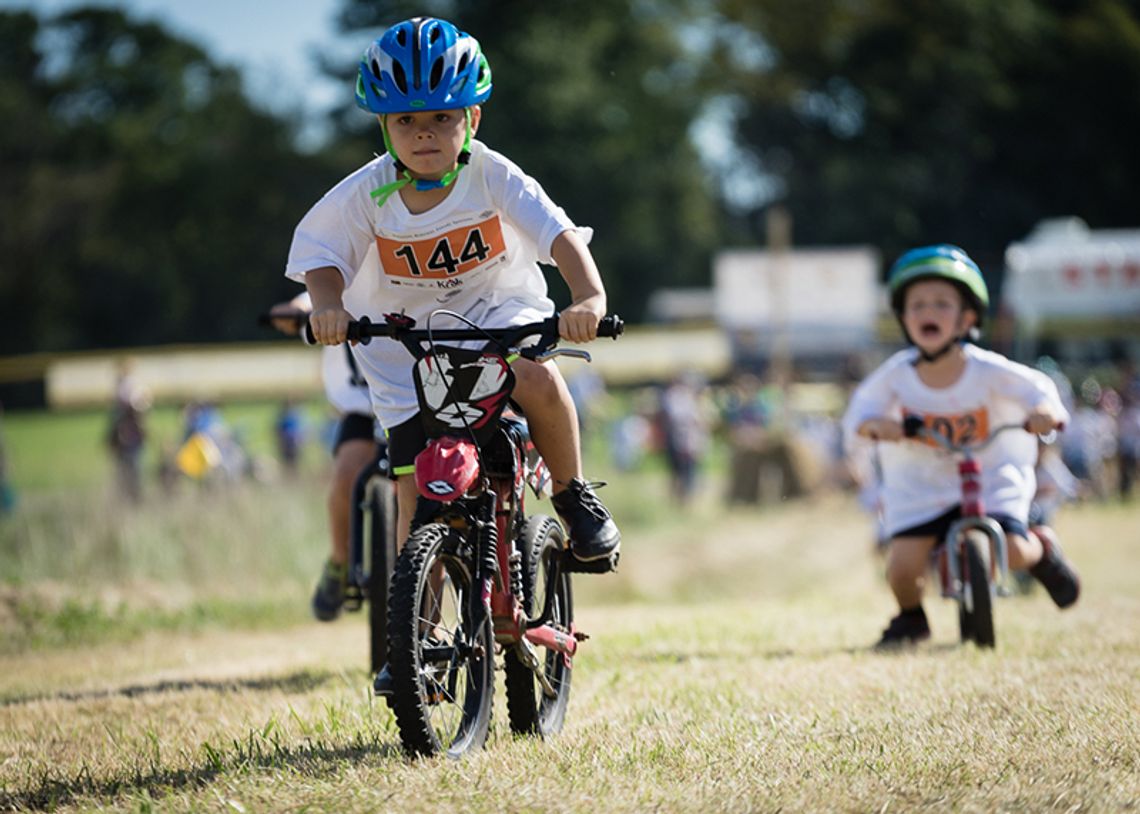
[478,490,579,695]
[939,458,1012,602]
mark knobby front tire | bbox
[958,531,996,648]
[504,515,573,737]
[387,523,494,758]
[367,477,398,674]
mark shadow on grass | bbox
[0,736,404,813]
[0,667,342,708]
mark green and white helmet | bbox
[888,244,990,327]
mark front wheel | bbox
[958,531,995,648]
[504,515,574,737]
[387,523,494,757]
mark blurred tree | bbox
[709,0,1140,274]
[323,0,727,320]
[0,8,336,354]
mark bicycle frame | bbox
[904,418,1027,602]
[344,446,390,611]
[354,311,622,676]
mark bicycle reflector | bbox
[414,435,481,501]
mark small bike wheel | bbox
[958,531,995,648]
[387,523,494,758]
[367,478,398,674]
[504,515,574,737]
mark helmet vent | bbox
[396,28,407,46]
[370,59,381,80]
[429,25,441,43]
[429,57,444,91]
[392,61,408,94]
[457,53,469,74]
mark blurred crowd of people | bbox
[570,353,1140,514]
[82,352,1140,511]
[100,357,342,503]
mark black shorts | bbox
[894,506,1028,543]
[384,415,428,477]
[333,412,377,455]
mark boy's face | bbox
[901,278,976,351]
[381,106,481,180]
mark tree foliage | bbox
[0,8,335,355]
[3,2,1139,356]
[709,0,1140,271]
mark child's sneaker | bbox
[551,478,621,563]
[311,560,346,622]
[874,607,931,649]
[1028,526,1080,608]
[372,663,393,696]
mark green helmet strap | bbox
[370,109,474,208]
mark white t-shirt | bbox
[285,140,585,429]
[841,345,1070,536]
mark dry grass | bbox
[2,492,1138,812]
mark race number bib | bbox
[376,215,507,288]
[911,407,990,448]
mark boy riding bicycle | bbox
[284,17,621,690]
[841,245,1081,648]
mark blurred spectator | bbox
[566,368,608,435]
[176,400,249,483]
[658,372,711,504]
[721,371,806,504]
[275,398,305,474]
[106,357,151,502]
[1060,377,1118,500]
[1115,359,1140,500]
[610,388,655,472]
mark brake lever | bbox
[533,348,593,363]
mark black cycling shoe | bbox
[372,663,394,696]
[1029,527,1080,609]
[551,478,621,563]
[874,607,931,650]
[311,560,346,622]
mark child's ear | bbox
[470,105,482,134]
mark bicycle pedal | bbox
[343,586,364,612]
[563,550,620,574]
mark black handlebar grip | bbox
[598,314,624,339]
[902,414,924,438]
[303,320,316,345]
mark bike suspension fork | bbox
[474,489,498,614]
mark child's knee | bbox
[514,359,563,401]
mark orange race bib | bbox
[376,215,507,285]
[910,407,990,448]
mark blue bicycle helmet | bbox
[887,244,990,361]
[355,18,493,206]
[355,17,492,114]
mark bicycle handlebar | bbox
[303,312,624,358]
[902,417,1038,454]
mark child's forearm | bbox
[858,418,902,441]
[304,267,351,345]
[304,267,346,311]
[551,231,606,310]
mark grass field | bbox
[1,407,1139,812]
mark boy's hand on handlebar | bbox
[858,418,904,442]
[559,296,606,344]
[309,306,353,346]
[1025,409,1063,436]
